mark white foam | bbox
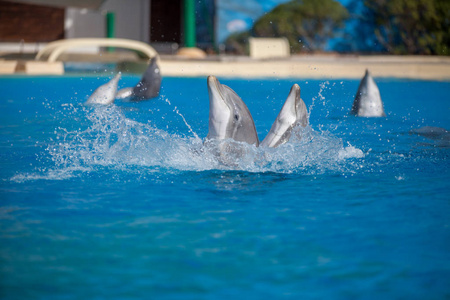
[338,144,365,160]
[12,102,366,181]
[10,166,89,182]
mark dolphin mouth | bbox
[207,76,224,101]
[259,83,307,148]
[207,76,231,140]
[291,84,300,115]
[207,75,230,113]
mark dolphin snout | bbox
[207,75,217,84]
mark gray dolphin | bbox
[351,69,386,117]
[116,58,161,101]
[410,126,450,147]
[85,73,121,105]
[206,76,259,146]
[260,84,308,147]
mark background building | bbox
[0,0,216,54]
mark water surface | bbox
[1,75,449,299]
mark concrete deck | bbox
[159,55,450,80]
[1,52,449,80]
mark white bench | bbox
[0,60,17,74]
[249,37,290,59]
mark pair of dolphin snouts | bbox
[207,75,308,148]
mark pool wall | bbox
[1,55,450,80]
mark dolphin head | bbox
[206,76,259,146]
[260,84,308,147]
[351,69,385,117]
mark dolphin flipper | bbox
[132,58,161,100]
[351,69,385,117]
[85,73,121,105]
[260,84,308,148]
[115,58,162,101]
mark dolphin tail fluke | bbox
[260,84,308,148]
[85,73,121,105]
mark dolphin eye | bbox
[234,114,239,121]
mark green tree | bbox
[364,0,450,55]
[225,30,251,55]
[252,0,349,52]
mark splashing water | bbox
[164,97,200,140]
[3,77,449,300]
[41,103,363,178]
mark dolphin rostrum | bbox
[206,76,259,146]
[85,73,121,105]
[116,58,161,101]
[260,84,308,147]
[350,69,386,117]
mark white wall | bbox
[65,0,150,43]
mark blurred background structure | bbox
[0,0,448,56]
[0,0,215,55]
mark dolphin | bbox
[350,69,386,117]
[85,73,121,105]
[260,84,308,147]
[410,126,450,147]
[116,58,161,101]
[206,76,259,146]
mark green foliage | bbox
[225,31,251,55]
[225,0,449,55]
[252,0,349,52]
[225,0,349,54]
[364,0,450,55]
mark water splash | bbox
[308,81,329,115]
[164,97,201,141]
[35,104,364,179]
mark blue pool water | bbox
[0,74,449,299]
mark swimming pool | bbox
[1,74,449,299]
